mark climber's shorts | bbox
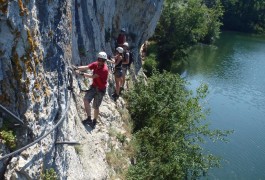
[122,66,128,76]
[84,86,106,109]
[114,68,123,78]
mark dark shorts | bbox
[122,66,128,76]
[84,86,106,109]
[114,68,123,78]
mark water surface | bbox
[182,32,265,179]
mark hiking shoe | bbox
[89,119,97,129]
[111,93,117,98]
[82,117,92,125]
[111,93,119,102]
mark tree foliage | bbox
[220,0,265,33]
[125,71,232,179]
[147,0,264,73]
[153,0,223,71]
[143,42,158,77]
[0,120,17,150]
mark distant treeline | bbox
[220,0,265,33]
[144,0,265,73]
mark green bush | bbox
[116,133,126,144]
[143,54,157,77]
[41,168,58,180]
[143,42,158,76]
[0,121,17,150]
[125,71,232,179]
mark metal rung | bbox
[55,141,80,145]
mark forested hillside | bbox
[143,0,265,73]
[221,0,265,33]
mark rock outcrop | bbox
[0,0,163,179]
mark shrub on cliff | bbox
[125,71,231,179]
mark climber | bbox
[120,42,130,93]
[116,28,126,48]
[141,42,148,60]
[108,47,124,101]
[74,51,108,129]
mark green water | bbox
[182,31,265,179]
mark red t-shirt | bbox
[88,61,108,91]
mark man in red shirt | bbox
[75,51,108,128]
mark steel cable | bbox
[0,92,72,161]
[0,69,74,161]
[0,104,24,125]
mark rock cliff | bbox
[0,0,163,179]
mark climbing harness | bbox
[76,72,89,92]
[106,59,114,73]
[69,66,88,92]
[106,59,115,90]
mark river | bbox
[182,31,265,179]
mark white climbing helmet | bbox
[116,47,124,54]
[123,42,129,48]
[97,51,107,60]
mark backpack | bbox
[122,51,134,69]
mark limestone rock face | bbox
[0,0,163,179]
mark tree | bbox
[126,71,232,179]
[221,0,265,33]
[153,0,223,71]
